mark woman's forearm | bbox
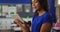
[22,27,30,32]
[21,24,30,32]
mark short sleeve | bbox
[42,14,53,24]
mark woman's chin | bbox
[33,8,38,12]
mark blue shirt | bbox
[31,12,53,32]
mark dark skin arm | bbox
[40,22,52,32]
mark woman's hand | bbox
[14,19,30,32]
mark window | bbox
[24,4,31,13]
[16,4,23,12]
[8,4,16,14]
[0,5,2,16]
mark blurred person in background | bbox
[14,0,53,32]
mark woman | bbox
[15,0,53,32]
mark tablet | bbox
[11,14,24,24]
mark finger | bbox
[15,21,24,27]
[14,19,28,29]
[14,19,22,26]
[15,19,24,24]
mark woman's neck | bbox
[38,9,46,16]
